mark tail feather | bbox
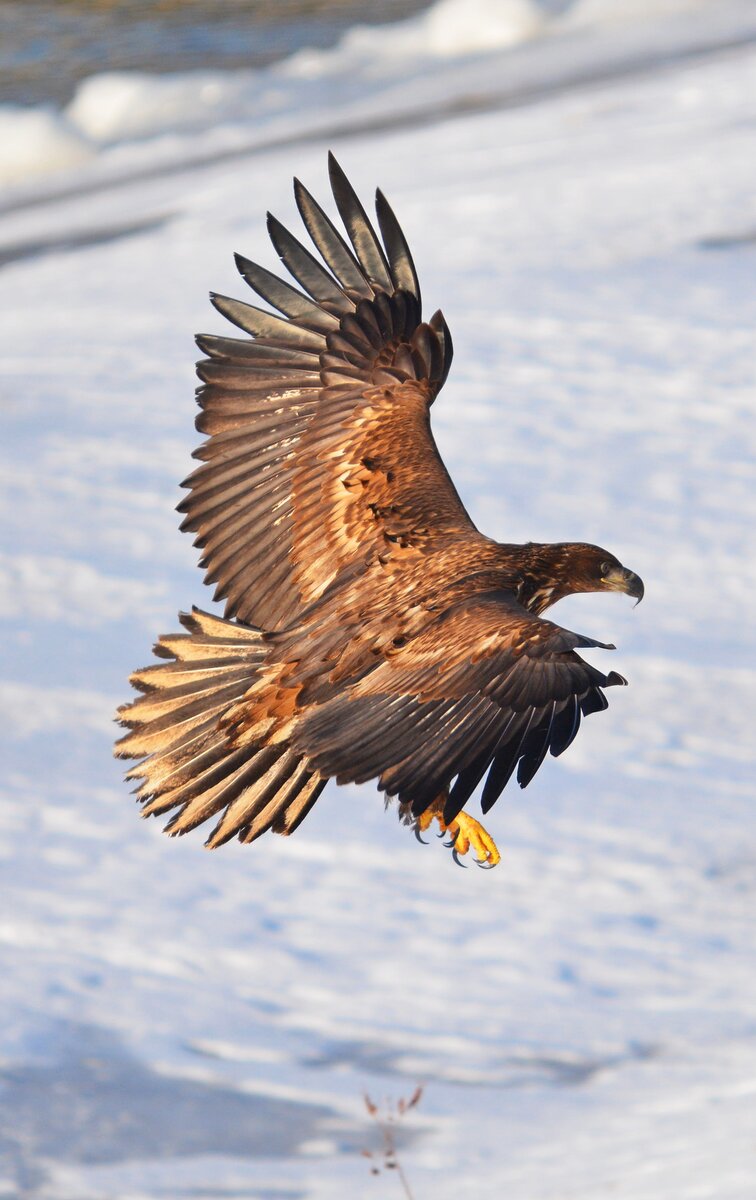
[115,608,324,848]
[272,773,328,837]
[166,745,287,841]
[129,659,255,694]
[209,748,326,847]
[143,744,253,819]
[129,734,232,799]
[118,678,249,735]
[206,747,302,848]
[116,703,229,761]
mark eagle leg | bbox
[410,795,501,869]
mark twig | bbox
[361,1085,424,1200]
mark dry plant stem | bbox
[392,1153,415,1200]
[378,1117,414,1200]
[364,1087,423,1200]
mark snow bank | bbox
[1,0,548,187]
[305,0,547,64]
[1,0,740,193]
[0,106,93,185]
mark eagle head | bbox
[515,542,644,613]
[566,544,645,605]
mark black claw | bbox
[452,849,468,868]
[476,857,497,870]
[413,826,428,846]
[443,836,457,849]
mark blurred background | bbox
[1,0,432,105]
[1,1,755,1197]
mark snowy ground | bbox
[2,1,756,1196]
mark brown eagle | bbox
[116,153,643,868]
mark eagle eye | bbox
[600,560,612,576]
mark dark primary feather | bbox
[375,187,421,303]
[234,253,340,332]
[328,152,394,292]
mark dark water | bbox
[0,0,431,107]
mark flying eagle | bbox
[116,153,643,867]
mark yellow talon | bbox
[447,811,501,867]
[415,797,501,868]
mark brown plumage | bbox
[115,153,644,859]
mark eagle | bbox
[116,153,643,868]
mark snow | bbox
[1,0,551,187]
[0,106,92,186]
[2,0,756,1195]
[2,0,754,196]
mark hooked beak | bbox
[605,565,645,606]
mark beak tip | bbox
[627,571,644,606]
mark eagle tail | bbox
[114,608,326,848]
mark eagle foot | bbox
[413,799,501,869]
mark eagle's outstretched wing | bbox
[290,591,627,821]
[180,152,471,633]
